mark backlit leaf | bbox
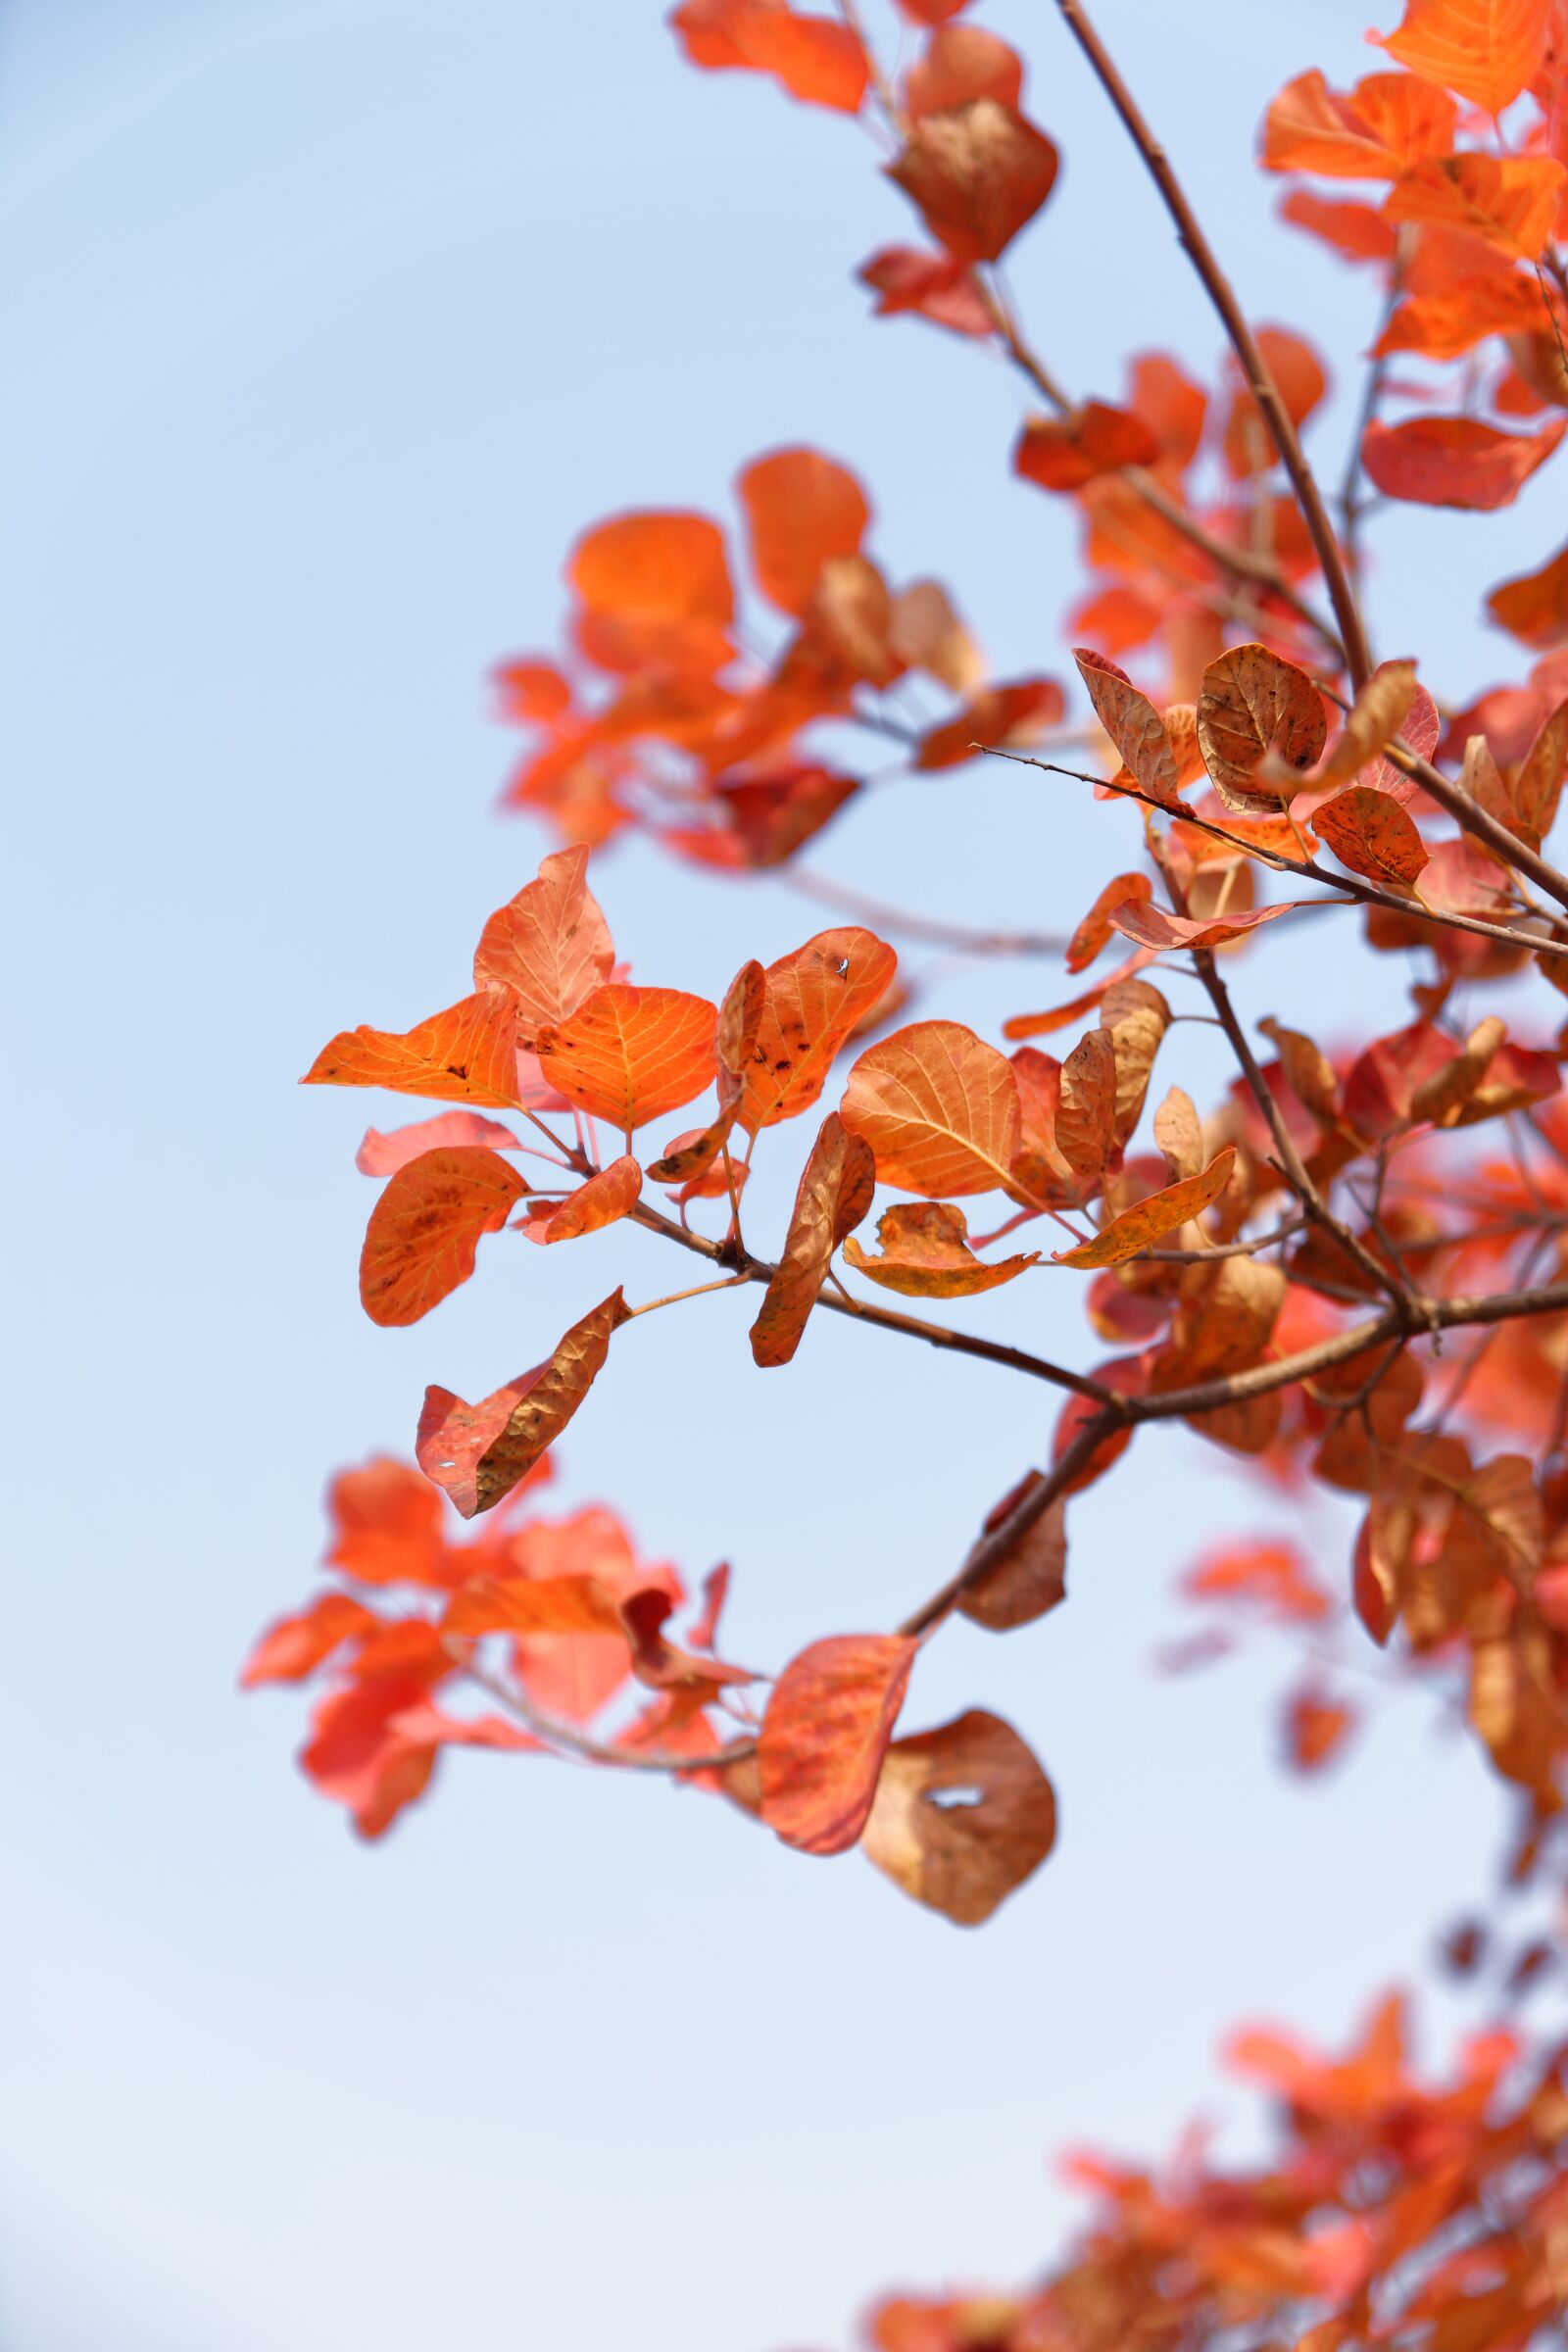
[841,1019,1021,1197]
[670,0,869,112]
[1373,0,1553,115]
[1066,874,1152,972]
[416,1290,631,1517]
[1108,899,1305,952]
[1013,402,1159,493]
[1361,416,1566,510]
[1261,68,1456,178]
[1487,539,1568,650]
[860,1709,1057,1924]
[356,1111,522,1175]
[303,992,522,1109]
[759,1634,916,1854]
[742,927,899,1132]
[738,447,870,616]
[516,1155,643,1244]
[360,1148,527,1327]
[1382,154,1566,262]
[472,844,614,1028]
[534,984,717,1136]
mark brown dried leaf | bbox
[1054,1149,1236,1269]
[1073,647,1182,805]
[416,1290,630,1517]
[959,1472,1067,1632]
[861,1710,1058,1925]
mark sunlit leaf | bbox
[416,1291,630,1517]
[841,1019,1022,1197]
[750,1112,876,1366]
[759,1634,917,1854]
[360,1148,527,1327]
[534,984,717,1136]
[516,1155,643,1245]
[303,992,523,1109]
[843,1201,1039,1296]
[1054,1149,1236,1268]
[472,844,615,1028]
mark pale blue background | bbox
[2,4,1561,2348]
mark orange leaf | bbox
[742,926,899,1132]
[1053,1147,1236,1268]
[1383,154,1567,262]
[749,1112,876,1366]
[516,1154,643,1245]
[1065,873,1153,973]
[1072,648,1182,805]
[1107,899,1305,952]
[1197,643,1326,815]
[356,1111,522,1175]
[1373,0,1553,116]
[239,1592,380,1688]
[857,245,995,338]
[1488,538,1568,650]
[1260,68,1456,178]
[416,1290,630,1517]
[534,984,717,1136]
[905,24,1021,119]
[885,98,1058,264]
[843,1201,1039,1296]
[759,1634,916,1854]
[1283,1687,1356,1772]
[670,0,869,111]
[913,675,1063,770]
[1279,189,1398,262]
[303,991,522,1109]
[566,509,732,674]
[1361,416,1566,510]
[1013,402,1159,493]
[737,446,870,617]
[958,1472,1068,1631]
[359,1148,527,1327]
[841,1019,1022,1197]
[324,1457,453,1589]
[1310,787,1429,886]
[441,1573,628,1640]
[860,1709,1057,1924]
[472,844,614,1029]
[1376,271,1550,362]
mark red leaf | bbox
[356,1111,522,1176]
[1361,416,1566,510]
[534,984,717,1136]
[885,99,1058,264]
[1014,402,1159,493]
[759,1634,917,1853]
[857,246,995,337]
[516,1155,643,1245]
[670,0,869,111]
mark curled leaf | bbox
[743,927,899,1132]
[1197,644,1326,816]
[1073,647,1182,805]
[516,1155,643,1244]
[416,1291,631,1517]
[885,98,1059,264]
[843,1201,1040,1296]
[750,1112,876,1366]
[958,1472,1067,1632]
[1054,1148,1236,1269]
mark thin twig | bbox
[1051,0,1372,687]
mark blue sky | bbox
[2,4,1562,2348]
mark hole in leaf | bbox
[924,1784,985,1811]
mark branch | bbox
[1384,741,1568,921]
[900,1279,1568,1639]
[1051,0,1372,688]
[781,864,1067,956]
[979,745,1568,963]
